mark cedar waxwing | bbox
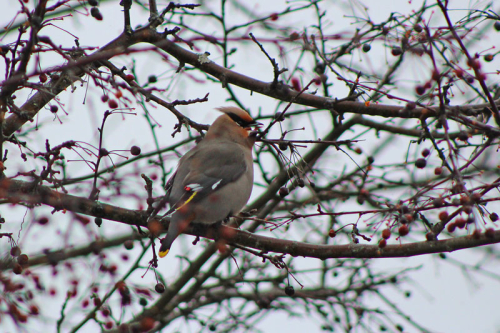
[158,107,261,258]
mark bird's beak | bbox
[248,121,263,129]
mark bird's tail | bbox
[158,214,190,258]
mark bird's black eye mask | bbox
[227,112,259,128]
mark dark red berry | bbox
[485,228,495,239]
[398,225,409,236]
[381,229,391,239]
[458,131,468,141]
[291,77,301,91]
[279,187,289,197]
[438,211,449,221]
[415,158,426,169]
[391,47,402,56]
[425,232,436,241]
[130,146,141,156]
[415,85,425,95]
[10,246,21,257]
[90,7,103,20]
[284,286,295,296]
[378,239,387,248]
[17,254,29,265]
[484,54,494,62]
[108,99,118,109]
[155,283,165,294]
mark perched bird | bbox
[158,107,261,258]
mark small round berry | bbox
[270,13,278,21]
[148,75,157,83]
[101,95,109,102]
[130,146,141,156]
[495,21,500,32]
[88,0,98,6]
[415,158,426,169]
[455,217,466,229]
[462,205,472,215]
[434,167,442,176]
[291,77,301,91]
[279,142,288,151]
[155,283,165,294]
[490,213,499,222]
[485,228,495,239]
[10,246,21,257]
[381,229,391,239]
[38,216,49,225]
[472,229,481,239]
[13,263,23,275]
[421,149,430,157]
[378,239,387,248]
[398,225,409,236]
[284,286,295,296]
[438,211,449,221]
[125,74,134,82]
[484,54,494,62]
[50,105,58,113]
[447,223,456,233]
[328,229,336,238]
[415,85,425,95]
[39,73,47,83]
[362,44,371,53]
[457,131,468,141]
[17,254,29,265]
[108,99,118,109]
[90,7,103,20]
[139,298,148,306]
[279,187,289,197]
[314,62,326,74]
[459,195,470,205]
[99,148,109,157]
[391,47,402,56]
[413,24,423,32]
[425,232,436,241]
[124,240,134,250]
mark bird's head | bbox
[215,107,262,130]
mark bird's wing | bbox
[166,144,248,214]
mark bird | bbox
[157,107,261,258]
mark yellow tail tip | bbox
[159,249,169,258]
